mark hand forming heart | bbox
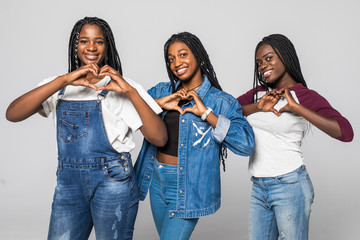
[157,89,207,116]
[257,88,298,116]
[66,63,131,94]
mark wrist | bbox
[56,75,70,87]
[201,107,213,121]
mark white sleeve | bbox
[124,77,162,115]
[119,77,162,131]
[37,75,59,118]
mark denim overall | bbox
[48,88,139,240]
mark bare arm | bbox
[6,64,99,122]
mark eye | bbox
[256,61,262,66]
[266,56,272,61]
[180,53,187,58]
[97,40,104,45]
[79,40,88,44]
[168,57,174,63]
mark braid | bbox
[164,32,227,171]
[68,17,122,75]
[252,34,307,102]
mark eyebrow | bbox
[262,52,274,58]
[168,48,188,56]
[79,37,104,40]
[256,52,275,61]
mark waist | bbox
[58,152,130,167]
[156,150,178,165]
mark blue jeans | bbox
[249,165,315,240]
[48,154,139,240]
[149,160,199,240]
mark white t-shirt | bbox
[246,90,310,177]
[38,75,162,153]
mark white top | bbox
[246,90,310,177]
[38,75,162,153]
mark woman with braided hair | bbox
[237,34,353,239]
[6,16,167,239]
[135,32,255,239]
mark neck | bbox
[274,72,297,89]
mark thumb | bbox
[270,107,281,116]
[183,107,195,115]
[174,106,185,115]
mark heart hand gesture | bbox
[257,89,283,116]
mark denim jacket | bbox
[135,76,254,218]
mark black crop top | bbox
[158,100,189,157]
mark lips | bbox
[263,70,272,78]
[84,54,98,60]
[176,67,188,76]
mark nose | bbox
[174,57,182,67]
[259,62,267,71]
[87,42,97,51]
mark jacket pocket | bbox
[191,121,214,150]
[59,110,89,143]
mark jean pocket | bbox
[275,171,299,184]
[59,111,89,143]
[191,121,214,150]
[103,160,131,182]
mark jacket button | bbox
[179,190,183,193]
[171,213,175,216]
[181,119,185,123]
[121,155,125,159]
[180,167,183,170]
[181,144,184,147]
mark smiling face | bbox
[167,41,202,84]
[77,24,106,67]
[256,44,296,88]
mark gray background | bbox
[1,0,359,239]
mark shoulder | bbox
[147,81,172,98]
[208,87,237,104]
[291,84,330,108]
[237,86,267,105]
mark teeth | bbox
[264,70,272,77]
[177,68,186,74]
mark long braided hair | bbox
[252,34,307,102]
[164,32,227,171]
[68,17,122,75]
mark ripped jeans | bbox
[48,154,139,240]
[249,165,315,240]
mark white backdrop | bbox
[0,0,359,239]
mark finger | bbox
[270,107,281,116]
[87,83,99,91]
[183,107,195,114]
[100,65,119,76]
[279,105,288,113]
[174,106,184,115]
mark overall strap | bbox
[57,87,109,102]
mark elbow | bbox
[5,108,20,122]
[147,129,168,147]
[149,135,168,147]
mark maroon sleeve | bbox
[237,88,254,106]
[237,86,267,106]
[295,87,354,142]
